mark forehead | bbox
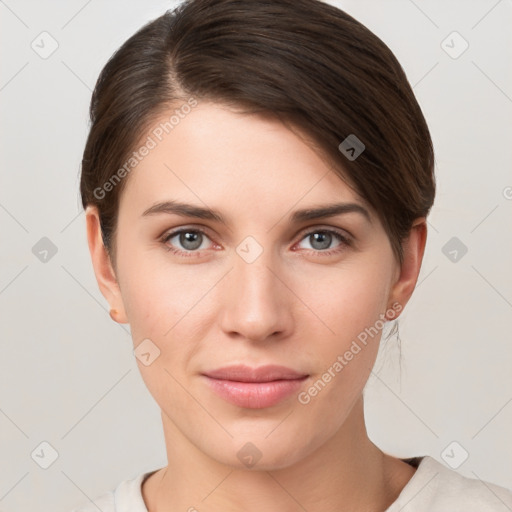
[119,102,370,223]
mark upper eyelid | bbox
[300,225,352,239]
[162,226,212,242]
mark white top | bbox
[70,456,512,511]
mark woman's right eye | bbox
[161,228,215,256]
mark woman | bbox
[72,0,512,510]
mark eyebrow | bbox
[142,200,371,224]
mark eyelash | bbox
[160,227,352,258]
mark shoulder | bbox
[388,456,512,512]
[69,470,155,512]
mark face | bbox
[88,101,422,470]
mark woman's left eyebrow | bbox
[289,202,371,223]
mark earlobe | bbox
[387,217,428,317]
[85,206,129,324]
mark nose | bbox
[218,249,294,343]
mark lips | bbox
[201,365,309,409]
[203,364,308,382]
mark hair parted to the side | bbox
[80,0,435,263]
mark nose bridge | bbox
[219,240,292,341]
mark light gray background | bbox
[1,1,511,511]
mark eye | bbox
[160,226,352,258]
[295,228,351,255]
[161,228,215,256]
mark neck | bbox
[143,396,414,512]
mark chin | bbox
[202,429,320,472]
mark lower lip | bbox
[203,376,308,409]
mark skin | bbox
[87,101,427,512]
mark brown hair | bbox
[80,0,435,263]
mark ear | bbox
[387,217,428,318]
[85,206,128,324]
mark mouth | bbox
[201,365,309,409]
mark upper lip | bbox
[202,365,308,383]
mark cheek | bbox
[294,259,391,342]
[117,244,189,339]
[292,260,391,403]
[117,251,219,376]
[119,264,201,413]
